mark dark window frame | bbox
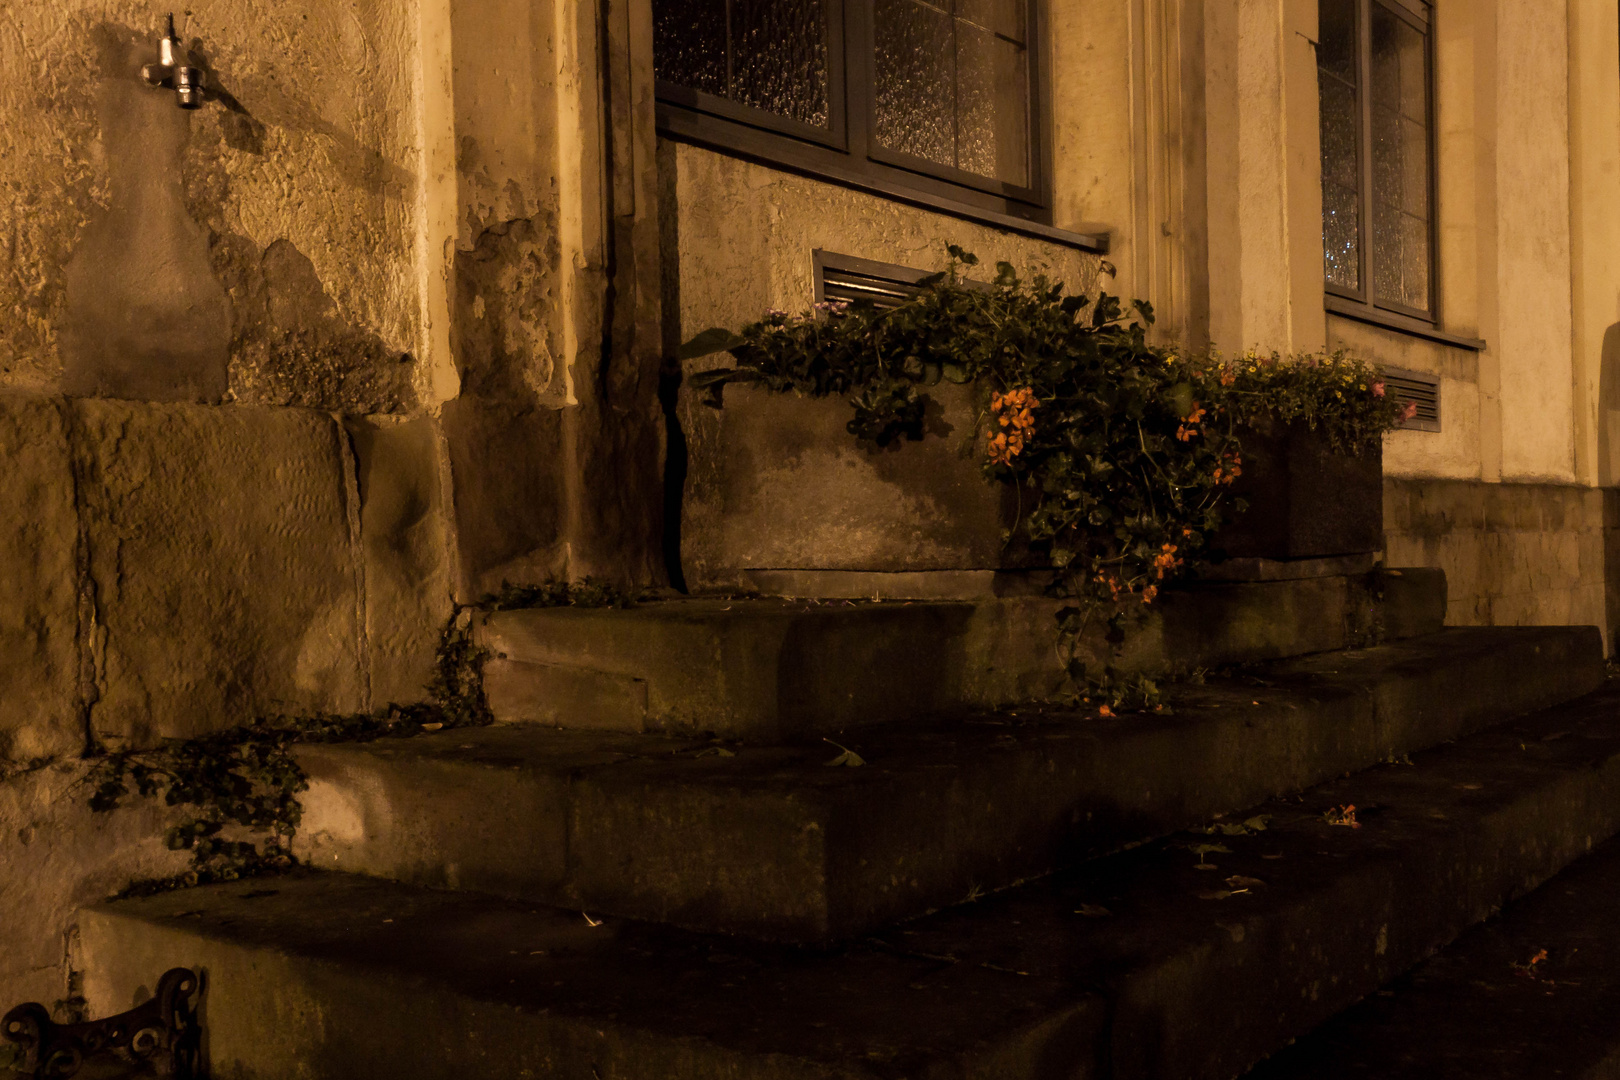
[654,0,1062,233]
[1320,0,1439,325]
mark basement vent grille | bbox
[812,250,992,310]
[813,250,940,309]
[1384,368,1441,432]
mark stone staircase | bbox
[72,568,1620,1079]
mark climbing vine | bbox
[681,247,1412,704]
[86,610,495,892]
[87,576,656,893]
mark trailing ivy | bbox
[86,609,494,894]
[481,575,652,611]
[681,247,1411,705]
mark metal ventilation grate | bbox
[813,250,940,309]
[1384,368,1441,432]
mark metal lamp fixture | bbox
[141,13,206,109]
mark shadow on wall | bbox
[1600,322,1620,653]
[59,28,230,403]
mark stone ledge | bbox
[476,570,1446,739]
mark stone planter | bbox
[1209,417,1384,562]
[676,384,1384,595]
[677,380,1034,595]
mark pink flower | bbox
[1399,401,1418,422]
[1371,381,1385,398]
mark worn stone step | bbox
[81,676,1620,1080]
[1243,833,1620,1079]
[477,568,1446,737]
[295,626,1601,942]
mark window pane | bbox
[1318,0,1360,290]
[956,22,1028,185]
[1400,212,1429,309]
[733,0,830,126]
[654,0,728,97]
[1372,199,1402,301]
[875,0,1032,185]
[1369,3,1430,311]
[955,0,1025,42]
[874,0,956,167]
[653,0,830,128]
[1324,181,1360,290]
[1400,116,1427,215]
[1317,0,1357,83]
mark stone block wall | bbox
[1384,478,1607,648]
[0,390,453,1003]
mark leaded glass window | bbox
[653,0,1046,219]
[872,0,1030,187]
[653,0,833,129]
[1318,0,1434,319]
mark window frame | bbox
[653,0,1058,230]
[1320,0,1439,325]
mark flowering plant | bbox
[681,248,1409,700]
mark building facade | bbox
[0,0,1616,1006]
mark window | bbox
[653,0,1049,225]
[1318,0,1434,322]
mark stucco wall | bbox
[1328,316,1484,482]
[0,3,423,410]
[664,143,1104,341]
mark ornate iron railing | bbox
[2,968,200,1079]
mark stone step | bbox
[80,674,1620,1080]
[478,568,1446,738]
[1243,833,1620,1079]
[295,626,1601,942]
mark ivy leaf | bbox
[823,738,866,767]
[677,327,748,360]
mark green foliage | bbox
[1219,350,1413,456]
[87,610,494,893]
[681,248,1409,706]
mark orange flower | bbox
[1141,584,1158,604]
[987,387,1039,465]
[1324,804,1361,829]
[988,432,1018,466]
[1176,404,1207,442]
[1097,705,1114,717]
[1153,544,1182,579]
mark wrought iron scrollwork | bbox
[2,968,201,1079]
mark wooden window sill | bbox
[1325,295,1485,351]
[658,111,1109,255]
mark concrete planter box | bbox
[678,381,1035,594]
[1210,417,1384,561]
[677,384,1383,594]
